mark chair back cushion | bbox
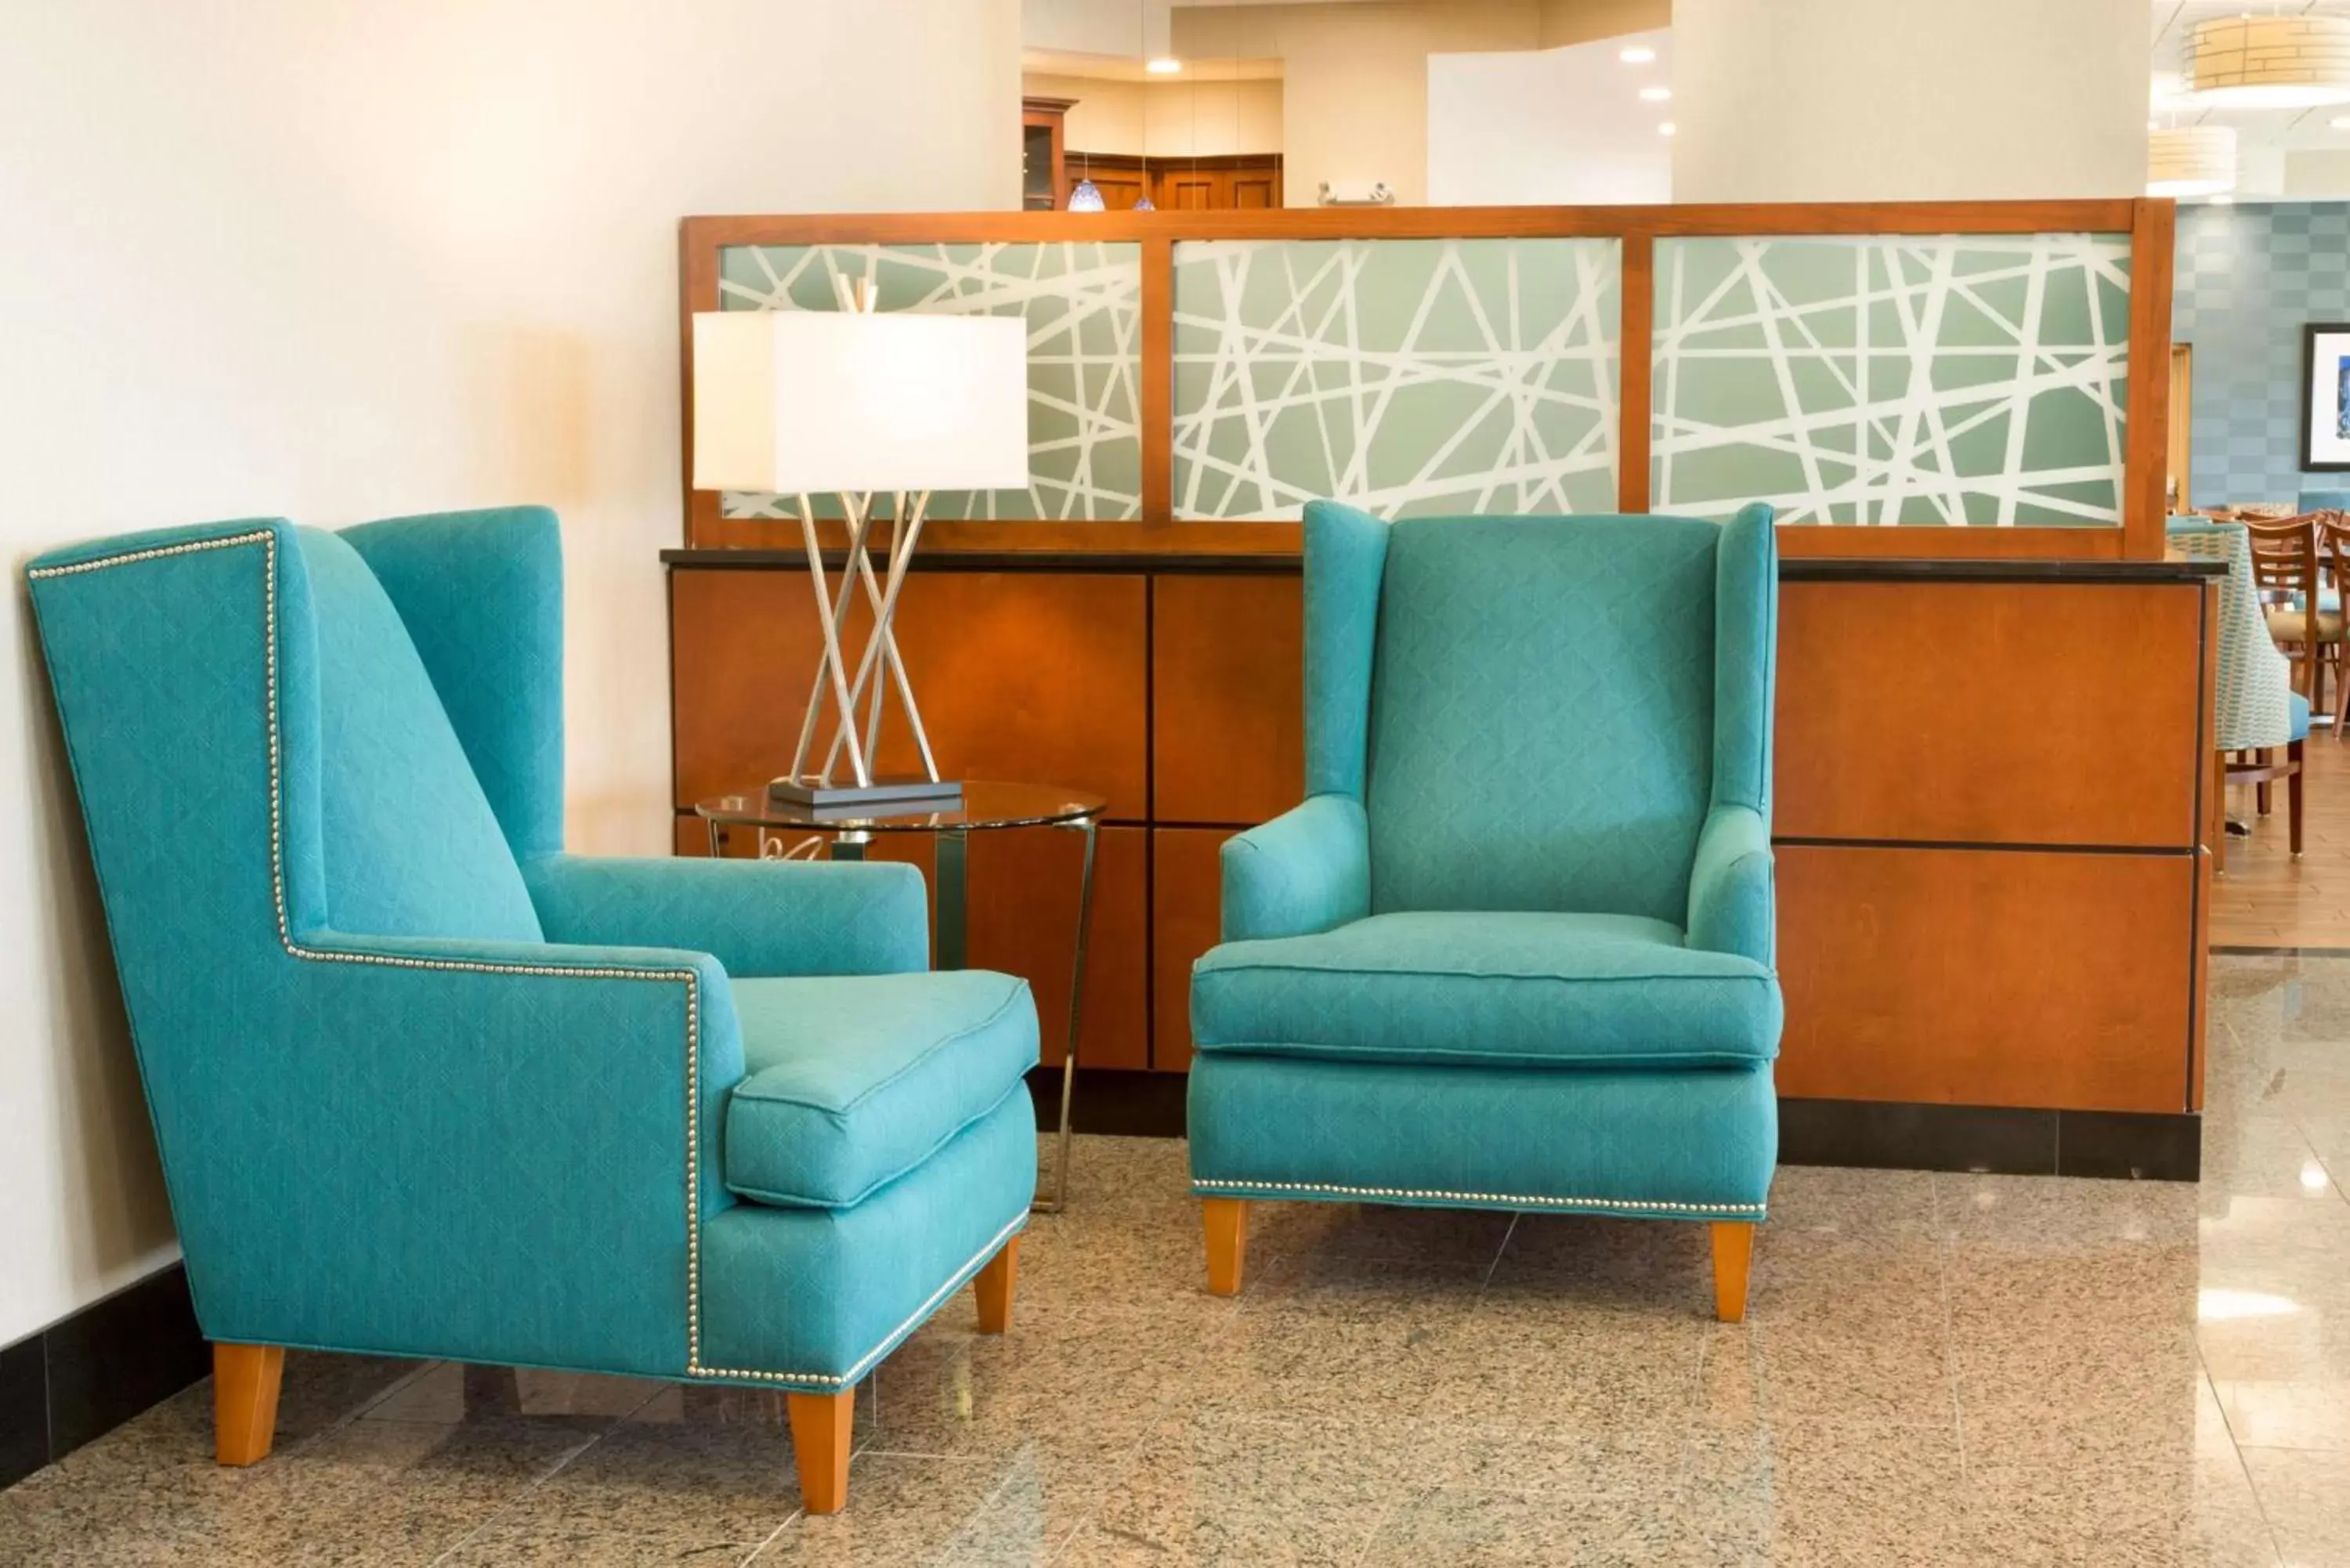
[1366,514,1719,922]
[298,528,542,941]
[2167,517,2296,751]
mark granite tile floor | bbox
[7,954,2350,1564]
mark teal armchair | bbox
[27,509,1038,1513]
[1188,501,1781,1320]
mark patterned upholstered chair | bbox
[1187,500,1783,1321]
[2170,516,2307,856]
[27,509,1039,1514]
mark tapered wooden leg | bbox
[2291,740,2306,855]
[786,1389,855,1515]
[1203,1198,1247,1297]
[212,1343,284,1465]
[1710,1223,1756,1324]
[974,1235,1020,1334]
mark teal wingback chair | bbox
[27,509,1039,1513]
[1188,500,1781,1321]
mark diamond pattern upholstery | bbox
[27,513,1037,1393]
[1191,500,1784,1221]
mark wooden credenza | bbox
[667,543,2218,1177]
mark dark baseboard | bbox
[1026,1064,1188,1137]
[1027,1070,2203,1182]
[1777,1097,2200,1181]
[0,1262,207,1490]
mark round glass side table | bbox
[694,781,1108,1213]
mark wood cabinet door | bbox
[1229,168,1281,208]
[1086,168,1151,210]
[1157,170,1224,210]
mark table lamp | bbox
[692,299,1029,809]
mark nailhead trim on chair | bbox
[35,529,1021,1392]
[1192,1178,1767,1215]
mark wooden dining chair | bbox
[2246,513,2334,716]
[2320,511,2350,734]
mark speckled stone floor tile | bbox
[9,956,2350,1563]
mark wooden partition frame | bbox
[680,198,2174,562]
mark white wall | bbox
[1428,27,1673,205]
[1176,2,1541,205]
[0,0,1018,1348]
[1672,0,2149,201]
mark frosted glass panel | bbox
[1651,234,2131,526]
[1171,238,1620,518]
[717,242,1141,520]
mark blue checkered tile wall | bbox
[2175,203,2350,508]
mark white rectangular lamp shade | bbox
[692,310,1031,496]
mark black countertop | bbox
[661,546,2225,584]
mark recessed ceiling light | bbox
[1640,86,1672,102]
[1619,45,1657,64]
[1145,56,1182,74]
[1658,121,1676,136]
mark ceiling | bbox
[2151,0,2350,153]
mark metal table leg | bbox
[935,828,967,971]
[1035,815,1097,1214]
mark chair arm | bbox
[1686,804,1774,966]
[522,853,929,977]
[1220,795,1370,943]
[215,930,749,1373]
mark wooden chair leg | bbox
[2291,739,2306,856]
[2336,650,2350,735]
[1202,1198,1248,1297]
[212,1343,284,1465]
[2258,761,2273,815]
[2214,750,2228,876]
[974,1235,1020,1334]
[1710,1223,1756,1324]
[786,1389,855,1516]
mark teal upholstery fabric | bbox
[1710,504,1778,814]
[298,528,543,942]
[726,971,1038,1208]
[1191,504,1783,1223]
[1365,513,1722,921]
[1220,793,1369,943]
[700,1092,1036,1387]
[1687,804,1774,965]
[342,508,565,861]
[27,514,1034,1393]
[2294,689,2313,743]
[1303,501,1391,799]
[527,854,929,978]
[1194,912,1780,1068]
[1188,1054,1777,1219]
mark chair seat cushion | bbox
[725,970,1038,1209]
[2265,606,2345,641]
[2294,689,2314,743]
[1191,911,1781,1071]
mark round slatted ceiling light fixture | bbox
[2187,13,2350,107]
[2147,125,2237,197]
